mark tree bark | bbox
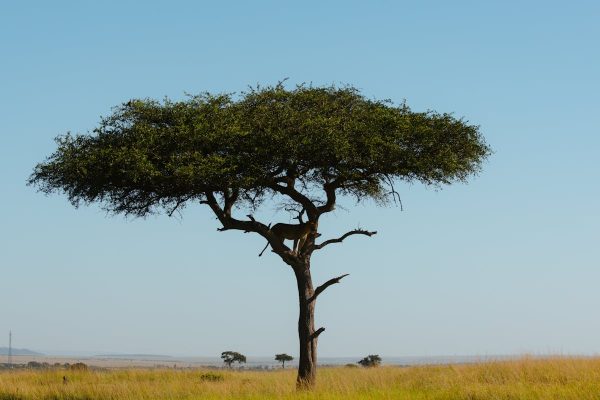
[295,261,319,389]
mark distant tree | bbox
[29,83,490,388]
[275,353,294,369]
[221,351,246,368]
[27,361,43,369]
[70,362,88,371]
[358,355,382,367]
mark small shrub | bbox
[70,362,88,371]
[199,372,224,382]
[0,393,24,400]
[27,361,44,369]
[345,363,359,368]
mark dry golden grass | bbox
[2,357,600,399]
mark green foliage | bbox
[29,83,490,217]
[221,351,246,368]
[358,355,382,367]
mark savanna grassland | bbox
[2,357,600,400]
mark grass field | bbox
[2,357,600,399]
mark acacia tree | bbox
[29,83,490,388]
[275,353,294,369]
[221,351,246,368]
[358,354,381,367]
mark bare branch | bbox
[268,183,318,220]
[308,273,349,303]
[384,174,403,210]
[313,229,377,250]
[167,196,192,217]
[280,203,306,223]
[294,208,305,223]
[311,327,325,340]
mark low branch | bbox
[313,229,377,250]
[216,213,261,233]
[308,273,349,303]
[206,192,268,235]
[203,192,303,267]
[311,327,325,340]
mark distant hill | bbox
[0,347,43,356]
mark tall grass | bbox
[2,357,600,399]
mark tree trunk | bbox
[295,262,318,389]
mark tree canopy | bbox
[29,83,490,220]
[275,353,294,368]
[221,351,246,367]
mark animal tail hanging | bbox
[258,241,270,257]
[258,222,274,257]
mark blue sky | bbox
[1,1,599,358]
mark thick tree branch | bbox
[308,273,349,303]
[313,229,377,250]
[205,192,268,234]
[204,191,303,267]
[317,178,343,214]
[311,327,325,340]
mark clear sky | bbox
[1,1,599,358]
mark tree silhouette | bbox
[358,354,382,367]
[275,353,294,369]
[29,83,490,388]
[221,351,246,368]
